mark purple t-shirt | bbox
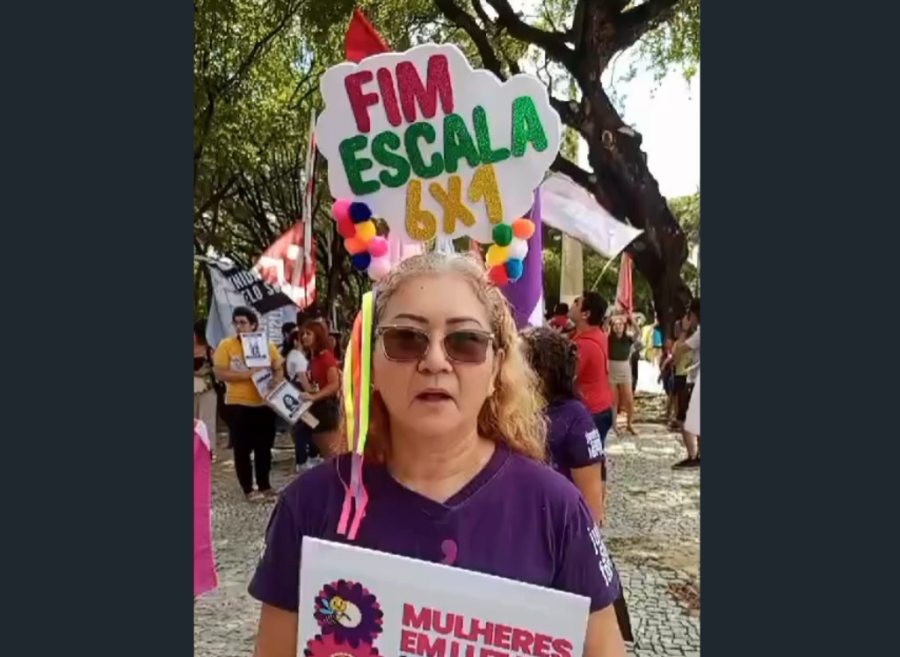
[250,443,620,613]
[546,399,605,482]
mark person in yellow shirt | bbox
[213,306,284,501]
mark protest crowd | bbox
[193,10,700,657]
[193,263,700,656]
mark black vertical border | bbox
[701,2,896,655]
[3,1,194,655]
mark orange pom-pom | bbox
[345,237,368,255]
[513,218,535,240]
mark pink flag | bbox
[254,223,317,310]
[194,420,218,598]
[616,252,634,314]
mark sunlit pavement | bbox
[194,395,699,657]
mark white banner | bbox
[539,174,643,259]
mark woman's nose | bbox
[419,334,453,373]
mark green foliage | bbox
[634,0,700,83]
[667,189,700,293]
[668,189,699,246]
[193,0,701,320]
[194,0,312,257]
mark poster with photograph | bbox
[241,331,271,368]
[252,369,276,397]
[266,380,313,425]
[298,538,589,657]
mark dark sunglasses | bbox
[375,325,495,364]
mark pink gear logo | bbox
[304,633,380,657]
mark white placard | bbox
[252,369,276,397]
[298,538,589,657]
[266,380,313,425]
[315,43,561,243]
[241,332,271,368]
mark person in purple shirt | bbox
[521,327,606,523]
[522,327,633,644]
[250,252,627,657]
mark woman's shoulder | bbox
[501,449,585,508]
[278,455,352,513]
[287,349,307,364]
[551,397,592,416]
[313,348,338,363]
[547,399,593,427]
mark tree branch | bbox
[613,0,680,54]
[471,0,492,29]
[549,95,587,138]
[194,173,239,222]
[551,154,592,191]
[483,0,574,69]
[219,1,304,99]
[433,0,505,75]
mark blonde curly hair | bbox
[353,251,547,464]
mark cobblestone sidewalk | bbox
[195,400,699,657]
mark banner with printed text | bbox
[298,539,589,657]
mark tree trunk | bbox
[580,108,691,336]
[433,0,693,336]
[572,3,692,336]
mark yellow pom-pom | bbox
[485,244,509,267]
[355,220,377,243]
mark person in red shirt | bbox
[570,292,614,486]
[548,302,574,335]
[299,321,343,458]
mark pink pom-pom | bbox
[368,255,392,281]
[368,236,388,258]
[332,199,352,223]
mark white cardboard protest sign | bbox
[315,43,561,243]
[267,380,315,426]
[241,332,271,368]
[252,369,276,397]
[298,538,589,657]
[252,372,318,427]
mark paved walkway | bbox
[194,396,700,657]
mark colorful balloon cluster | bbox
[484,218,535,286]
[332,199,391,281]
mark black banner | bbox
[207,261,296,315]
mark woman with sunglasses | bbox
[250,252,626,657]
[298,320,342,458]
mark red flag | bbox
[616,252,633,314]
[254,223,317,311]
[345,8,390,63]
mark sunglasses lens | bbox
[444,330,491,363]
[382,327,430,361]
